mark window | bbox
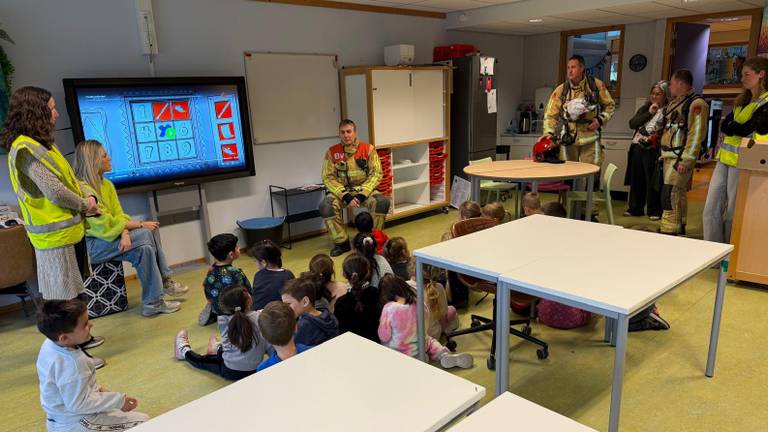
[559,25,625,99]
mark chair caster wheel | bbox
[536,348,549,360]
[442,207,450,214]
[522,325,532,336]
[446,340,457,352]
[487,357,496,370]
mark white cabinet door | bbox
[412,70,445,141]
[371,70,413,145]
[602,139,631,193]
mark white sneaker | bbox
[82,335,105,350]
[90,356,106,369]
[163,279,189,297]
[143,299,181,317]
[439,352,474,369]
[175,329,191,360]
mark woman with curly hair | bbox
[1,87,107,362]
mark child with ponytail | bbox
[352,232,393,288]
[174,285,271,380]
[333,253,382,343]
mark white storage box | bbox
[385,45,415,66]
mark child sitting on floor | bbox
[199,233,252,326]
[308,253,347,312]
[37,299,149,431]
[541,201,567,218]
[354,211,388,255]
[442,200,482,241]
[352,232,393,288]
[382,236,413,281]
[378,274,473,369]
[481,201,512,224]
[257,301,312,371]
[281,275,339,346]
[334,253,382,343]
[175,285,271,380]
[522,192,543,216]
[414,263,459,340]
[251,239,295,311]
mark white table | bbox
[414,215,622,363]
[450,392,596,431]
[494,219,732,432]
[131,333,485,432]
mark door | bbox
[672,23,710,94]
[412,69,445,141]
[371,70,413,145]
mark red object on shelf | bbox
[376,149,393,194]
[433,44,477,62]
[428,141,446,185]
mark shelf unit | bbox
[341,65,451,220]
[269,185,326,248]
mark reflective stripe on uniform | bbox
[25,214,83,234]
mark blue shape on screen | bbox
[156,123,176,140]
[135,122,156,143]
[131,103,153,123]
[159,141,179,161]
[138,143,159,163]
[177,139,196,159]
[174,120,193,139]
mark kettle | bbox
[518,111,532,134]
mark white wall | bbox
[520,20,668,134]
[0,0,521,267]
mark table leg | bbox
[495,281,511,396]
[416,258,426,362]
[471,176,481,203]
[585,175,594,222]
[706,256,729,377]
[531,180,539,193]
[604,317,613,343]
[608,314,629,432]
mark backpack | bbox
[537,299,591,329]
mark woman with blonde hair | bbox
[74,139,187,317]
[624,80,669,219]
[704,56,768,243]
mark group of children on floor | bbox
[34,193,666,431]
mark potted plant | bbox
[0,26,14,155]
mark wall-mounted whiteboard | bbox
[244,52,341,144]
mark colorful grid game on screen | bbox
[130,99,196,164]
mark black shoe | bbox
[629,313,670,332]
[590,215,600,223]
[330,241,351,257]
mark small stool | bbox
[84,260,128,318]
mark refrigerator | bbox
[449,55,498,180]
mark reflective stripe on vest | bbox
[8,136,85,249]
[719,92,768,166]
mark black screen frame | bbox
[63,76,255,194]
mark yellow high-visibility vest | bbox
[719,91,768,167]
[7,135,85,249]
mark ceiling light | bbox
[529,18,543,23]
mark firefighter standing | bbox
[543,54,615,218]
[320,119,390,256]
[659,70,709,235]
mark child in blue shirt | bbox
[281,275,338,346]
[200,233,252,326]
[256,301,311,371]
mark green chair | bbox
[470,157,518,206]
[565,163,618,225]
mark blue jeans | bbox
[703,161,740,244]
[86,229,171,305]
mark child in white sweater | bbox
[36,299,148,431]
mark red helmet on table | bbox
[533,136,564,164]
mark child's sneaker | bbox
[81,335,105,350]
[174,329,191,360]
[90,356,106,370]
[163,279,189,297]
[198,303,213,326]
[439,352,474,369]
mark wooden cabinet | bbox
[341,66,451,220]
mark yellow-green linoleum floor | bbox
[1,197,766,431]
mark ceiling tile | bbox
[408,0,493,11]
[600,2,688,19]
[653,0,755,14]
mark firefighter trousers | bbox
[319,191,390,245]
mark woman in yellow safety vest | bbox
[704,57,768,243]
[1,87,106,361]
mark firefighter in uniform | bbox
[543,55,615,217]
[704,57,768,243]
[659,70,709,235]
[320,119,390,256]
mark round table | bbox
[463,160,600,221]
